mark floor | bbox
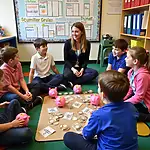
[7,64,150,150]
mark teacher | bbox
[63,22,98,86]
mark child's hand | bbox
[78,68,84,77]
[26,91,32,97]
[25,91,32,100]
[11,118,25,128]
[22,94,32,102]
[0,101,10,108]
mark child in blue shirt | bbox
[64,70,138,150]
[107,39,128,74]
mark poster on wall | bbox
[13,0,102,43]
[107,0,122,15]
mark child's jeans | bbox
[0,99,32,146]
[64,132,97,150]
[32,74,64,93]
[134,103,150,122]
[0,83,41,105]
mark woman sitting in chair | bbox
[63,22,98,87]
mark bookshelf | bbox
[0,36,17,48]
[120,1,150,50]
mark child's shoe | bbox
[25,96,43,111]
[57,84,67,91]
[67,81,73,89]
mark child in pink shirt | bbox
[125,46,150,122]
[0,47,42,111]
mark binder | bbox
[127,0,131,8]
[140,0,145,5]
[136,13,144,36]
[132,14,137,35]
[141,11,148,36]
[124,15,128,33]
[124,0,128,8]
[135,0,140,6]
[145,0,150,4]
[127,15,133,34]
[131,0,135,7]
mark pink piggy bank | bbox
[49,87,58,98]
[73,85,82,94]
[16,113,30,126]
[90,94,101,106]
[55,96,66,107]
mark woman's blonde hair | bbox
[71,22,87,52]
[129,46,150,71]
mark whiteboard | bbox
[13,0,102,43]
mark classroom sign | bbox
[13,0,102,42]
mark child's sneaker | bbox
[68,81,73,89]
[57,84,67,91]
[21,107,27,113]
[25,96,43,111]
[33,96,43,106]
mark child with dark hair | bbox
[125,46,150,122]
[107,39,128,73]
[0,47,42,110]
[64,70,138,150]
[0,69,32,146]
[29,38,67,93]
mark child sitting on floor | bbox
[0,47,42,111]
[64,70,138,150]
[0,69,32,146]
[29,38,67,93]
[106,39,128,74]
[125,46,150,122]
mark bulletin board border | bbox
[13,0,102,43]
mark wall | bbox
[0,0,121,62]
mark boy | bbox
[29,38,67,93]
[106,39,128,73]
[64,70,138,150]
[0,47,42,110]
[0,69,32,146]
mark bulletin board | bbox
[13,0,102,43]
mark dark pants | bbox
[64,132,97,150]
[32,74,64,93]
[63,67,98,85]
[134,103,150,122]
[0,83,41,106]
[0,99,32,146]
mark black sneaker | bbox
[25,96,43,111]
[57,84,67,91]
[21,107,27,113]
[33,96,43,107]
[67,81,73,89]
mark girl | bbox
[125,46,150,122]
[63,22,98,86]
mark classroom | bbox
[0,0,150,150]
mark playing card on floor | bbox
[66,98,74,103]
[82,107,93,115]
[39,126,56,138]
[47,107,58,114]
[64,95,71,99]
[63,112,74,120]
[72,101,82,108]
